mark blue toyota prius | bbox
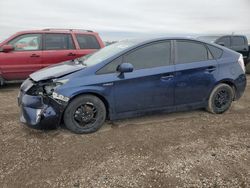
[18,37,247,134]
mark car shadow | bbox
[0,83,22,91]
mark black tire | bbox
[0,76,4,86]
[64,95,106,134]
[206,84,234,114]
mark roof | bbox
[120,36,213,45]
[15,29,97,35]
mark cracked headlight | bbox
[44,79,69,95]
[52,92,69,102]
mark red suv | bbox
[0,29,104,85]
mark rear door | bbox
[74,34,101,57]
[0,33,42,80]
[42,33,77,68]
[231,36,249,60]
[174,40,218,105]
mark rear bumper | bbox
[18,92,65,129]
[234,74,247,100]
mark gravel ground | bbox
[0,76,250,188]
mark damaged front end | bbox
[18,78,69,129]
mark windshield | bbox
[197,36,221,43]
[78,40,138,66]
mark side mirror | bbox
[117,63,134,73]
[218,42,225,46]
[1,45,14,53]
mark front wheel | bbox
[206,84,234,114]
[64,95,106,134]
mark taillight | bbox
[238,55,245,72]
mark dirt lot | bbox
[0,77,250,188]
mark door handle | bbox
[30,54,40,58]
[68,52,76,56]
[206,66,216,72]
[161,74,174,80]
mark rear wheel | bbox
[64,95,106,134]
[206,84,234,114]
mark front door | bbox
[0,33,42,80]
[113,41,175,113]
[231,36,249,60]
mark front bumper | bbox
[18,90,66,130]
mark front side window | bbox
[216,37,230,47]
[76,34,100,49]
[176,41,208,64]
[44,34,75,50]
[96,41,171,74]
[8,34,42,51]
[123,41,171,70]
[231,36,246,46]
[96,57,123,74]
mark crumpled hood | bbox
[30,60,85,82]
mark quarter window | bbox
[96,57,122,74]
[76,34,100,49]
[124,41,171,70]
[232,36,246,46]
[176,41,208,64]
[44,34,75,50]
[207,44,223,59]
[8,34,42,51]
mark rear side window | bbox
[176,41,208,64]
[216,37,230,47]
[123,41,171,70]
[76,34,100,49]
[231,36,246,46]
[8,34,42,51]
[207,44,223,59]
[44,34,75,50]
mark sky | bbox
[0,0,249,41]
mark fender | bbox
[209,78,238,100]
[215,78,236,88]
[58,85,114,119]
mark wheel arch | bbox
[66,91,111,119]
[212,79,237,100]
